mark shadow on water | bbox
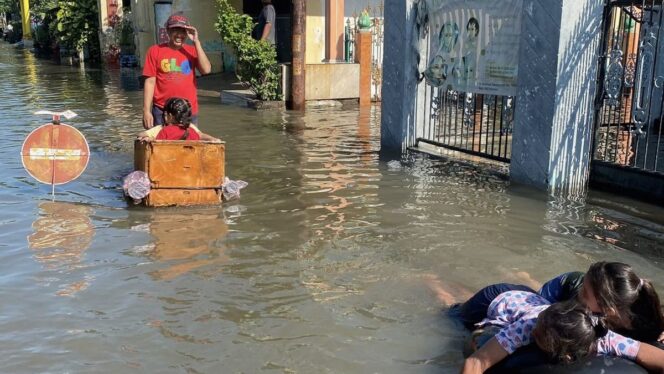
[1,43,664,373]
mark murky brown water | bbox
[1,43,664,373]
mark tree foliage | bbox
[0,0,19,15]
[215,0,281,101]
[32,0,58,19]
[55,0,100,58]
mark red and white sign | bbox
[21,123,90,185]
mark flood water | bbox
[1,44,664,373]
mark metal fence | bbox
[413,17,515,163]
[416,87,514,162]
[593,0,664,173]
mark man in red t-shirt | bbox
[142,14,212,129]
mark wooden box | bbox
[134,140,225,207]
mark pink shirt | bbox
[476,291,641,359]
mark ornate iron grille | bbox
[593,0,664,173]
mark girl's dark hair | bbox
[586,261,664,342]
[467,17,479,36]
[163,97,193,128]
[533,300,603,364]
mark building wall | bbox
[131,0,236,74]
[306,63,360,99]
[306,0,326,64]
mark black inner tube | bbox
[467,327,650,374]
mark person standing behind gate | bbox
[255,0,276,46]
[142,14,212,129]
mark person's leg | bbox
[452,283,536,330]
[152,105,165,126]
[425,275,462,305]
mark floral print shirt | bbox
[476,291,641,359]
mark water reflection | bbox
[27,201,95,296]
[140,208,229,280]
[300,108,382,237]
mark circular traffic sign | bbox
[21,123,90,185]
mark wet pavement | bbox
[1,43,664,373]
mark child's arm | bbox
[198,131,221,143]
[137,130,152,142]
[461,337,509,374]
[137,125,162,141]
[189,125,221,143]
[635,342,664,373]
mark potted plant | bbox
[358,9,372,30]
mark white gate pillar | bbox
[380,0,425,153]
[510,0,605,196]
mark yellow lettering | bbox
[160,59,170,72]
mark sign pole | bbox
[50,115,58,199]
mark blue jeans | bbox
[152,105,198,126]
[450,283,536,330]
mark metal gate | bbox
[415,88,514,162]
[592,0,664,199]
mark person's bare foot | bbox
[512,271,542,291]
[423,274,459,306]
[498,266,542,291]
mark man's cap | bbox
[165,14,191,29]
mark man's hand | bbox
[658,331,664,343]
[187,26,199,43]
[143,109,154,129]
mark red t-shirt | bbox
[143,43,199,115]
[156,125,201,140]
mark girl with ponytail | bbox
[538,262,664,342]
[138,97,220,142]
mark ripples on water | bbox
[1,44,663,373]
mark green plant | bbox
[34,24,49,44]
[0,0,19,15]
[55,0,100,59]
[32,0,58,17]
[215,0,281,101]
[32,4,59,51]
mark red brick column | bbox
[355,30,372,107]
[325,0,344,62]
